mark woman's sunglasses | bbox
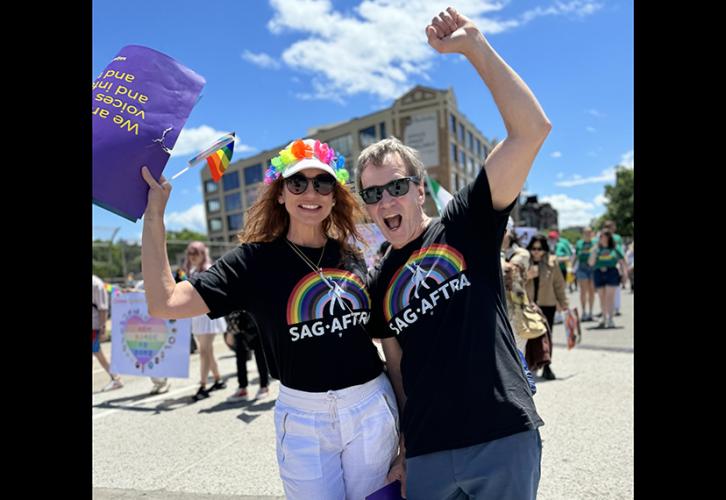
[359,176,420,205]
[284,173,337,196]
[530,247,544,251]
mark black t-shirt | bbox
[189,238,383,392]
[368,167,544,458]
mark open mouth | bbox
[299,204,322,212]
[383,214,402,231]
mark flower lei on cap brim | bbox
[264,139,349,185]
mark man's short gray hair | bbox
[355,137,425,192]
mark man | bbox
[357,7,550,499]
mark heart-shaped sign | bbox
[122,314,169,371]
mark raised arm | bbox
[426,7,552,210]
[141,166,210,319]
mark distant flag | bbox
[425,173,454,215]
[171,132,236,182]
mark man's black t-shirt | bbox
[368,167,544,458]
[189,238,383,392]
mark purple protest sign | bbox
[92,45,205,221]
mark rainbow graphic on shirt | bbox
[383,244,467,322]
[287,268,370,325]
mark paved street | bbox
[93,287,633,499]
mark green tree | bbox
[561,228,582,244]
[601,166,634,237]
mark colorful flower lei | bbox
[264,139,349,185]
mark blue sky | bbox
[92,0,633,242]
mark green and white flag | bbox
[426,173,454,215]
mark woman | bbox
[525,235,569,380]
[589,230,628,328]
[183,241,228,401]
[141,138,398,500]
[574,227,597,321]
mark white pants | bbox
[274,372,399,500]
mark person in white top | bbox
[92,275,122,391]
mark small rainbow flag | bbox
[171,132,236,182]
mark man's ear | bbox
[417,181,426,206]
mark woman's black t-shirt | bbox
[189,238,383,392]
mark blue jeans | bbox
[407,430,542,500]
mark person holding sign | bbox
[141,138,398,500]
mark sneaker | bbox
[255,387,270,400]
[192,386,210,401]
[607,318,616,328]
[542,365,556,380]
[615,311,622,317]
[151,381,171,395]
[102,379,123,392]
[597,319,606,328]
[209,379,227,392]
[226,388,249,403]
[553,312,563,325]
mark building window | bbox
[455,173,460,191]
[467,131,473,151]
[227,213,243,231]
[204,180,219,194]
[450,114,456,135]
[222,170,240,191]
[224,193,242,212]
[379,122,387,139]
[245,185,260,208]
[450,143,458,163]
[206,199,220,213]
[328,134,353,158]
[458,123,465,143]
[475,138,481,158]
[209,218,223,233]
[359,125,377,149]
[244,164,263,185]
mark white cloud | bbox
[556,168,615,187]
[594,194,608,206]
[586,108,604,118]
[164,204,207,233]
[520,0,603,25]
[586,126,597,133]
[541,193,602,228]
[241,50,282,69]
[171,125,256,157]
[266,0,602,101]
[551,151,562,158]
[620,150,634,169]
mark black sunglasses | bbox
[285,173,336,196]
[530,247,544,251]
[359,176,421,205]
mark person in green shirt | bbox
[574,226,596,321]
[603,220,624,316]
[588,229,627,328]
[548,230,573,281]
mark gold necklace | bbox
[286,238,326,271]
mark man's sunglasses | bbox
[359,176,421,205]
[285,173,337,196]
